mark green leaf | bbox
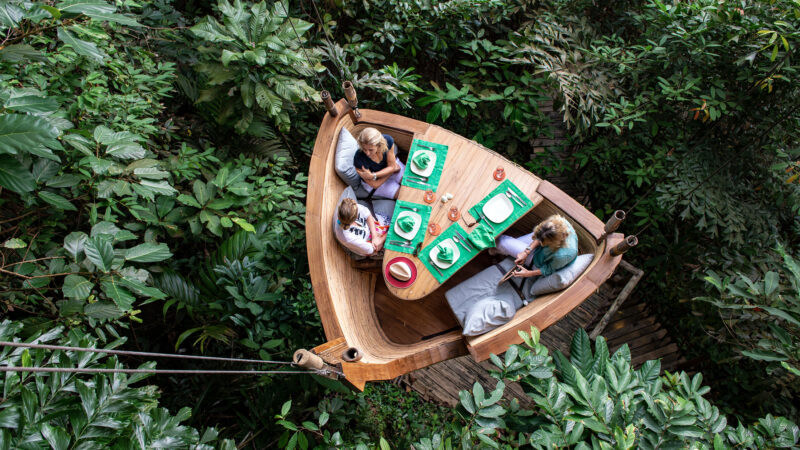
[0,155,35,193]
[379,437,390,450]
[231,217,255,232]
[125,242,172,263]
[58,0,115,16]
[0,407,20,428]
[133,167,169,179]
[176,193,202,208]
[741,349,786,361]
[459,390,475,414]
[102,278,135,310]
[4,95,59,115]
[0,114,59,156]
[763,271,779,297]
[63,275,93,299]
[57,27,107,62]
[63,231,88,260]
[0,44,46,62]
[38,191,77,211]
[84,300,124,319]
[3,238,26,248]
[84,236,114,272]
[41,424,71,450]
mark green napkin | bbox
[384,201,432,255]
[398,215,416,233]
[437,244,454,263]
[402,139,448,192]
[468,223,496,250]
[413,151,431,169]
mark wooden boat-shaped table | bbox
[307,99,624,390]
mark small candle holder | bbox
[427,223,441,236]
[423,190,436,204]
[493,166,506,181]
[448,206,460,222]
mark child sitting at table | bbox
[334,197,390,257]
[353,128,405,199]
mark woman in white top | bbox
[334,198,389,256]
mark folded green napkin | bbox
[437,244,454,263]
[413,151,431,169]
[398,215,416,233]
[468,223,496,250]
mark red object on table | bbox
[448,206,460,221]
[423,190,436,204]
[493,166,506,181]
[384,256,418,288]
[427,223,441,236]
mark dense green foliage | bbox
[0,0,799,446]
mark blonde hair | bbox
[357,128,388,155]
[338,198,359,229]
[534,214,571,248]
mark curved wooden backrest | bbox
[464,181,622,360]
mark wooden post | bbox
[342,81,361,120]
[598,210,625,243]
[321,90,338,116]
[610,235,638,256]
[293,349,325,370]
[589,260,644,339]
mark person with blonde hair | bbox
[352,127,405,198]
[334,197,389,257]
[495,214,578,279]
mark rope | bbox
[0,367,332,376]
[0,341,292,366]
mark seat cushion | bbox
[525,253,593,298]
[462,296,517,336]
[334,128,360,188]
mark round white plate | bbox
[482,193,514,223]
[394,211,421,240]
[429,238,460,269]
[410,150,436,177]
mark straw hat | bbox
[389,261,413,281]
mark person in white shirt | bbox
[334,198,388,256]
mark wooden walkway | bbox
[400,103,685,406]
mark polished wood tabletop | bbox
[382,126,543,300]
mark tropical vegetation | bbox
[0,0,798,447]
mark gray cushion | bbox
[446,264,522,336]
[462,296,517,336]
[334,128,360,188]
[525,254,593,298]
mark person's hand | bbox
[512,265,537,278]
[373,232,387,248]
[514,249,529,265]
[355,166,372,180]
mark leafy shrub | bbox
[0,319,235,449]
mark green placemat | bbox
[402,139,449,192]
[384,201,432,254]
[420,223,479,283]
[467,179,535,238]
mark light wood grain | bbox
[307,101,625,390]
[383,126,543,300]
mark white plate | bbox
[394,211,421,240]
[410,150,436,177]
[429,238,460,269]
[482,193,514,223]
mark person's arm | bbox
[513,266,542,278]
[372,148,400,179]
[366,215,385,251]
[515,239,541,264]
[356,166,383,188]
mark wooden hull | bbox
[306,100,623,390]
